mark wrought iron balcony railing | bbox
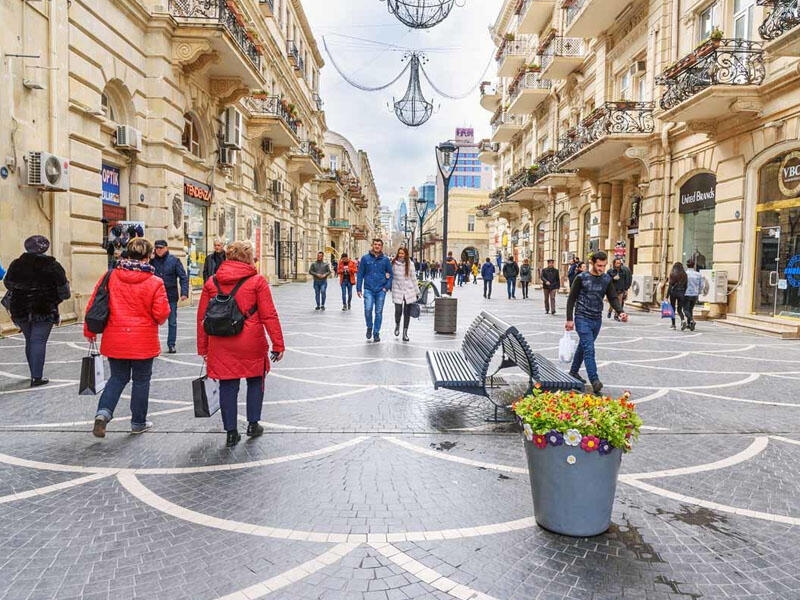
[299,141,322,167]
[508,72,552,101]
[242,96,299,135]
[496,38,531,62]
[539,36,585,70]
[328,219,350,229]
[168,0,262,71]
[758,0,800,41]
[556,101,655,162]
[287,40,305,73]
[656,39,765,111]
[491,110,524,133]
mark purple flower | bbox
[546,430,564,447]
[598,439,613,455]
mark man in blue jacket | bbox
[357,238,393,343]
[480,257,495,299]
[151,239,189,353]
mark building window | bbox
[734,0,756,39]
[182,113,202,157]
[101,92,116,122]
[467,215,475,232]
[618,69,632,101]
[329,155,338,173]
[698,2,720,41]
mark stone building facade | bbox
[479,0,800,331]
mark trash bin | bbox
[434,296,457,334]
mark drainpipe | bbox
[47,1,60,259]
[659,123,675,298]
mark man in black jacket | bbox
[151,240,188,353]
[202,239,226,282]
[606,258,632,320]
[540,258,561,315]
[502,257,519,299]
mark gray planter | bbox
[524,439,622,537]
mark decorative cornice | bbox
[606,3,649,62]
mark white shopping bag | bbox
[558,332,577,363]
[79,343,106,395]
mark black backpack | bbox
[85,270,113,334]
[202,275,257,337]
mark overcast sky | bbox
[303,0,501,210]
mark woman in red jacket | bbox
[84,238,171,437]
[196,241,285,447]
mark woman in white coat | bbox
[391,247,418,341]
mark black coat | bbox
[202,251,226,282]
[152,252,189,302]
[3,253,70,323]
[541,266,561,289]
[502,262,519,278]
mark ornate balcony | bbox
[327,219,350,230]
[517,0,556,36]
[562,0,630,38]
[505,152,576,199]
[485,187,521,219]
[496,37,532,77]
[656,39,765,123]
[490,109,525,143]
[539,36,585,80]
[287,40,305,76]
[479,82,501,112]
[167,0,264,88]
[758,0,800,56]
[508,72,551,114]
[478,140,500,164]
[242,96,299,151]
[556,101,655,169]
[288,141,324,184]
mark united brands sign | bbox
[679,173,716,214]
[183,177,213,205]
[778,151,800,198]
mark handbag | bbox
[85,270,113,334]
[79,342,106,396]
[558,331,577,363]
[192,361,220,418]
[661,300,674,319]
[409,301,421,319]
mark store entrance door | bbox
[755,209,800,317]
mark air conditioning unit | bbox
[115,125,142,152]
[629,60,646,76]
[26,151,70,191]
[270,179,283,194]
[222,107,242,149]
[630,274,654,303]
[218,147,237,167]
[261,137,273,155]
[699,269,727,303]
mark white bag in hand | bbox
[558,332,577,363]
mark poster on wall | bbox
[101,164,121,205]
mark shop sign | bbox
[786,254,800,289]
[679,173,716,213]
[778,151,800,198]
[101,163,120,205]
[184,177,213,205]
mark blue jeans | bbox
[483,279,492,298]
[167,300,178,347]
[16,320,53,379]
[363,288,387,335]
[219,376,264,432]
[341,281,352,306]
[96,358,154,426]
[570,317,602,382]
[313,279,327,307]
[506,277,517,298]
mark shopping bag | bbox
[409,301,421,319]
[79,343,106,396]
[660,300,674,319]
[193,362,220,417]
[558,332,577,363]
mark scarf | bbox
[116,259,155,273]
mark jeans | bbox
[96,358,154,426]
[521,281,529,298]
[570,317,602,383]
[506,277,517,298]
[363,288,387,334]
[167,300,178,347]
[219,376,264,432]
[544,288,557,312]
[341,281,352,306]
[313,279,327,307]
[483,279,492,298]
[683,296,698,324]
[16,321,53,379]
[394,301,412,330]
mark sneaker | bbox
[689,321,696,331]
[321,306,326,311]
[92,416,107,438]
[373,334,381,343]
[168,346,176,354]
[342,304,347,311]
[315,306,321,311]
[131,421,153,434]
[366,328,372,340]
[226,430,241,447]
[568,371,586,383]
[246,422,264,438]
[30,377,49,387]
[680,320,687,331]
[347,304,351,310]
[551,311,556,315]
[591,380,603,395]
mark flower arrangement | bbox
[513,386,642,454]
[526,62,541,72]
[709,26,723,41]
[504,32,516,42]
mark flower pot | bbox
[523,439,622,537]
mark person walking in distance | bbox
[567,255,581,287]
[337,253,357,310]
[541,258,560,315]
[357,239,393,342]
[202,239,226,282]
[667,262,688,330]
[519,259,532,299]
[86,238,170,437]
[197,241,285,447]
[151,240,189,354]
[3,235,71,386]
[472,262,479,284]
[391,247,418,342]
[481,257,495,299]
[502,256,519,299]
[565,251,628,394]
[683,259,702,331]
[606,258,632,320]
[309,251,331,311]
[444,251,458,295]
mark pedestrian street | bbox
[1,281,799,600]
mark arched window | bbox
[182,113,202,157]
[100,92,117,122]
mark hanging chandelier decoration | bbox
[380,0,460,29]
[393,53,433,127]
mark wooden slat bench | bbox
[426,311,583,421]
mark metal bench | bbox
[426,311,583,421]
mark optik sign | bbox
[101,163,120,205]
[679,173,716,214]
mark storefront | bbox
[511,229,520,262]
[679,173,716,270]
[183,177,211,289]
[754,150,800,318]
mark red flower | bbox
[533,434,547,449]
[580,435,600,452]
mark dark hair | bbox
[485,257,490,262]
[392,247,411,277]
[372,238,383,245]
[341,253,348,259]
[686,259,695,268]
[591,251,608,263]
[669,262,687,287]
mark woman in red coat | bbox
[196,241,285,447]
[84,238,171,437]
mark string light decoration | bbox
[381,0,459,29]
[393,53,433,127]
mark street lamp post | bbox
[414,194,429,269]
[435,140,460,295]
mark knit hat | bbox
[24,235,50,255]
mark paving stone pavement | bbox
[1,280,799,599]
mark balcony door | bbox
[734,0,756,40]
